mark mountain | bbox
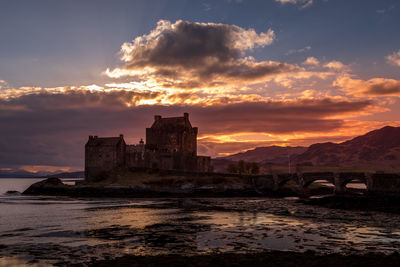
[221,146,307,163]
[214,146,307,173]
[0,170,84,178]
[45,171,84,178]
[295,126,400,171]
[216,126,400,172]
[0,170,41,178]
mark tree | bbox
[245,162,252,174]
[227,160,260,175]
[227,163,238,174]
[250,162,260,175]
[238,160,246,174]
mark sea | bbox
[0,178,399,266]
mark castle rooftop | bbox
[86,135,124,147]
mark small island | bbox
[24,113,400,212]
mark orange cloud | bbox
[323,60,348,71]
[20,165,74,173]
[334,75,400,97]
[303,57,319,66]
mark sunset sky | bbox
[1,0,400,173]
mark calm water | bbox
[0,178,399,266]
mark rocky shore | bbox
[22,177,328,198]
[4,190,400,265]
[22,177,400,215]
[301,195,400,214]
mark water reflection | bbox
[1,195,400,265]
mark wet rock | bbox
[4,190,20,195]
[22,178,70,196]
[180,183,194,190]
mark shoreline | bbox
[21,177,400,214]
[21,177,331,198]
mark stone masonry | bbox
[85,113,212,181]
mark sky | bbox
[1,0,400,173]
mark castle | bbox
[85,113,212,181]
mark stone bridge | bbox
[251,172,400,195]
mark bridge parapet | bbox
[368,173,400,195]
[249,171,400,195]
[252,174,275,191]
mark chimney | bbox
[120,134,124,139]
[89,135,93,140]
[154,115,161,121]
[184,113,189,119]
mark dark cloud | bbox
[126,21,240,68]
[190,99,372,135]
[0,91,372,169]
[369,82,400,95]
[107,20,294,88]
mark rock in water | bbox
[5,190,20,195]
[23,178,69,196]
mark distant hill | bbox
[215,146,307,173]
[216,126,400,173]
[221,146,307,163]
[0,170,84,178]
[0,170,40,178]
[45,171,84,178]
[296,126,400,171]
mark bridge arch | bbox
[275,173,299,190]
[337,172,367,190]
[302,178,335,188]
[300,172,335,188]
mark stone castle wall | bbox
[85,135,125,181]
[85,114,212,181]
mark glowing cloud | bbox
[334,75,400,97]
[105,20,301,90]
[323,61,347,71]
[303,57,320,66]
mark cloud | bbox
[386,49,400,67]
[376,5,395,14]
[303,57,319,66]
[286,46,311,56]
[323,60,348,71]
[275,0,314,8]
[192,99,372,135]
[0,88,374,167]
[105,20,301,90]
[0,19,395,168]
[334,75,400,97]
